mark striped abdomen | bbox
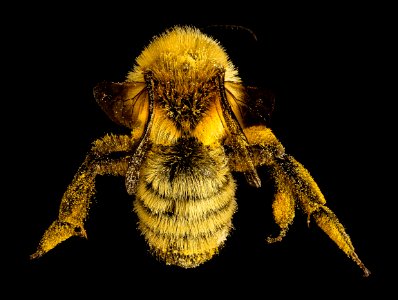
[133,138,237,268]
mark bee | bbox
[30,25,370,276]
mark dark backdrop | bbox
[5,3,392,298]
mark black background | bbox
[5,3,393,298]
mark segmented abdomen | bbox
[133,141,237,268]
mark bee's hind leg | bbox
[243,125,370,276]
[311,205,371,277]
[275,154,371,277]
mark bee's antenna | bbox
[201,24,258,42]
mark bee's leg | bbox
[278,154,371,277]
[265,163,296,243]
[240,126,294,242]
[30,134,132,259]
[244,125,370,276]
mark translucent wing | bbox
[245,86,275,127]
[225,82,275,128]
[221,80,263,187]
[93,79,154,195]
[93,81,148,130]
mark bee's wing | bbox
[223,81,274,188]
[93,81,148,129]
[225,82,275,128]
[245,86,275,127]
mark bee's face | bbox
[153,73,219,131]
[125,27,241,133]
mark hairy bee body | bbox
[126,28,241,267]
[134,138,236,267]
[31,25,370,276]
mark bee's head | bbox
[126,26,241,132]
[127,25,240,83]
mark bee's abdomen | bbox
[133,140,237,268]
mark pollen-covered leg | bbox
[312,206,371,277]
[30,221,87,259]
[278,154,371,277]
[243,125,370,276]
[242,126,295,242]
[266,169,296,243]
[30,167,97,259]
[30,134,131,259]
